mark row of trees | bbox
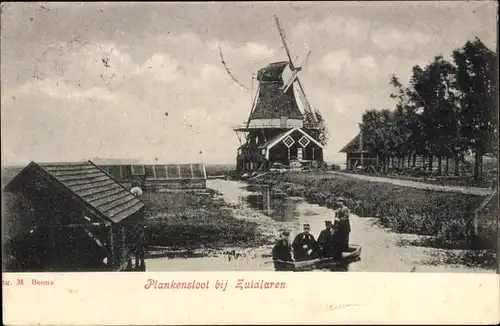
[360,37,497,180]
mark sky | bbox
[1,2,497,165]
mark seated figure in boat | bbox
[292,223,319,261]
[333,197,351,253]
[272,230,294,262]
[317,221,335,258]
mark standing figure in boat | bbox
[272,230,294,262]
[292,223,318,261]
[334,197,351,252]
[317,221,334,258]
[330,222,343,260]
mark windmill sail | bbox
[274,15,296,69]
[282,49,311,93]
[273,16,318,124]
[246,83,260,128]
[219,44,251,91]
[296,78,318,123]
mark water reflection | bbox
[241,184,301,222]
[146,247,275,272]
[145,180,360,272]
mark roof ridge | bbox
[34,162,112,223]
[6,161,144,224]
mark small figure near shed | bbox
[130,183,143,198]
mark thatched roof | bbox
[256,61,289,82]
[249,61,304,120]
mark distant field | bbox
[205,164,235,176]
[1,166,24,187]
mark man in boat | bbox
[333,197,351,254]
[317,221,334,258]
[272,230,293,262]
[292,223,319,261]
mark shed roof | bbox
[4,161,144,224]
[339,132,373,154]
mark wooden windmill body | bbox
[229,16,326,173]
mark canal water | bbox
[146,180,494,273]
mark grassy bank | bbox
[205,164,235,177]
[142,189,267,250]
[251,172,497,251]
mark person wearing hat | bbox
[272,230,294,262]
[317,221,334,258]
[292,223,319,261]
[333,197,351,254]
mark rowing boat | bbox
[273,244,362,272]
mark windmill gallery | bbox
[221,16,328,174]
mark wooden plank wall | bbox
[98,164,207,190]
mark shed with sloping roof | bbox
[99,163,207,191]
[339,132,378,170]
[2,160,146,272]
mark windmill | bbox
[274,15,318,123]
[221,15,327,173]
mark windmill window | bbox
[298,136,310,148]
[283,135,295,148]
[261,149,266,155]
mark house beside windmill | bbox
[230,16,327,173]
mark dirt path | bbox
[333,172,492,196]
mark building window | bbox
[145,165,155,177]
[283,135,295,148]
[298,135,310,148]
[155,165,167,178]
[131,165,145,175]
